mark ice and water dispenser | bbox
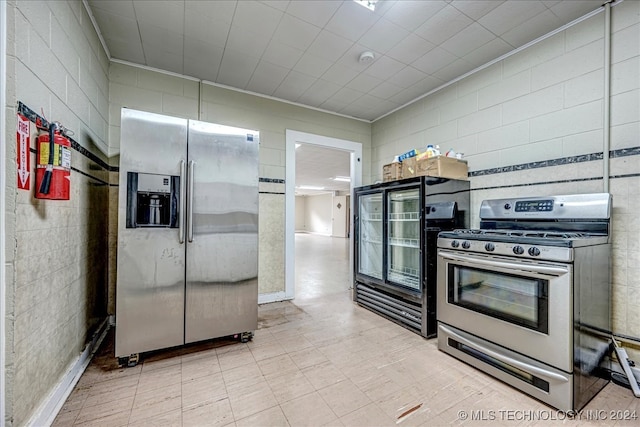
[126,172,180,228]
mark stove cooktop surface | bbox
[438,228,609,248]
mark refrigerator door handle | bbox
[179,160,186,244]
[188,160,195,242]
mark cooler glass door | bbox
[357,192,383,280]
[387,188,421,291]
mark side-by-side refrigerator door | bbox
[185,121,259,344]
[116,109,188,357]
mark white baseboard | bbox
[27,318,110,427]
[258,291,293,304]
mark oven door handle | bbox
[440,324,569,384]
[438,251,569,276]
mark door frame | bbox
[284,130,362,301]
[1,1,8,423]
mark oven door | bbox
[437,249,572,372]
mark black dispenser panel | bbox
[126,172,180,228]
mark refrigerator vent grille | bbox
[356,283,422,332]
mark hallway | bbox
[294,233,351,301]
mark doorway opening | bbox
[285,130,362,302]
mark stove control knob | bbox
[504,203,512,210]
[484,243,495,252]
[513,245,525,255]
[462,241,471,249]
[528,247,541,257]
[451,240,460,248]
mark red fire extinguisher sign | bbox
[17,113,31,190]
[35,123,71,200]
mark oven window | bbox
[448,265,548,333]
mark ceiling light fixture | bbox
[333,176,351,182]
[297,185,325,190]
[353,0,377,11]
[359,51,375,63]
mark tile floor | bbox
[53,235,640,426]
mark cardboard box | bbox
[402,156,468,180]
[382,162,403,182]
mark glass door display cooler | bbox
[354,177,470,338]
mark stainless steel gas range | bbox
[437,193,612,412]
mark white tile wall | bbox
[5,1,111,425]
[371,1,640,341]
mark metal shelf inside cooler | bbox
[388,237,419,248]
[362,213,382,221]
[388,266,420,289]
[388,212,419,221]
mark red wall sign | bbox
[17,113,31,190]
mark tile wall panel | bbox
[371,0,640,344]
[5,1,111,425]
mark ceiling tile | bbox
[307,30,354,62]
[105,38,145,63]
[133,1,184,34]
[463,37,513,67]
[387,66,428,89]
[234,0,283,35]
[412,47,458,75]
[500,9,563,47]
[368,80,404,100]
[346,73,383,93]
[414,4,474,45]
[324,1,380,42]
[272,70,316,101]
[363,55,405,81]
[89,0,135,17]
[261,1,290,12]
[449,0,505,20]
[144,47,184,75]
[186,1,237,24]
[358,17,411,54]
[433,57,475,81]
[262,42,304,69]
[322,87,365,107]
[92,11,140,45]
[321,63,360,87]
[383,0,448,31]
[334,43,381,72]
[138,22,184,54]
[389,76,443,104]
[549,0,602,21]
[386,33,434,65]
[183,38,224,81]
[217,49,260,88]
[297,79,342,106]
[271,14,321,51]
[285,0,341,27]
[226,25,270,58]
[293,53,333,78]
[246,61,290,95]
[440,23,496,57]
[184,11,231,47]
[478,0,547,35]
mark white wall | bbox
[304,193,333,235]
[372,1,640,339]
[332,195,348,238]
[4,1,110,425]
[295,196,306,231]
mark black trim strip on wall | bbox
[259,178,285,184]
[470,147,640,178]
[18,101,117,173]
[29,147,108,186]
[259,191,285,195]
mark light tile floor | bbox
[53,235,640,426]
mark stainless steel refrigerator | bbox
[115,108,259,365]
